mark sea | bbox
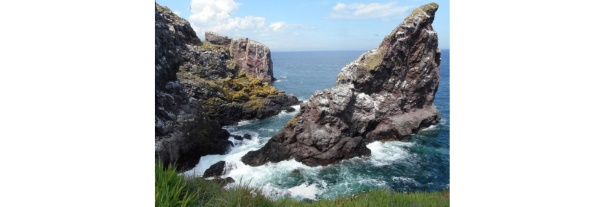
[183,49,450,200]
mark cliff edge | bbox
[205,31,276,83]
[242,3,442,167]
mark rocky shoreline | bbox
[155,2,442,172]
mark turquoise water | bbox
[184,50,450,200]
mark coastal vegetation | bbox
[156,161,449,207]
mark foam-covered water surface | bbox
[183,50,450,200]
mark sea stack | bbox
[242,3,442,167]
[205,31,276,83]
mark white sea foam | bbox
[186,113,439,200]
[288,183,324,200]
[291,105,300,112]
[420,124,437,132]
[184,139,418,199]
[392,177,419,185]
[366,141,414,166]
[237,120,252,126]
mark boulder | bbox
[203,161,227,177]
[243,134,252,140]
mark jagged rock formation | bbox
[176,40,298,126]
[242,3,442,167]
[205,31,276,83]
[155,3,232,171]
[155,3,298,171]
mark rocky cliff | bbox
[205,31,276,83]
[155,3,298,171]
[242,3,442,167]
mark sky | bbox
[155,0,449,52]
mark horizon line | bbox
[272,48,450,53]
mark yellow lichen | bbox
[359,46,385,71]
[287,113,299,127]
[197,41,230,55]
[404,3,438,26]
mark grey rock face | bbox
[242,3,442,167]
[204,31,232,47]
[205,31,276,82]
[155,3,232,171]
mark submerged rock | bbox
[242,3,442,167]
[205,31,276,82]
[243,134,252,140]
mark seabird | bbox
[374,34,378,36]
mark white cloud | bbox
[269,22,286,31]
[270,22,316,32]
[327,2,415,21]
[174,11,181,16]
[189,0,241,23]
[188,0,313,38]
[333,3,346,11]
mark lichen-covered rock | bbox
[155,3,298,171]
[242,3,442,167]
[205,31,276,83]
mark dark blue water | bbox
[185,50,450,200]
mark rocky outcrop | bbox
[155,3,232,171]
[242,3,442,167]
[155,3,298,171]
[175,40,299,125]
[203,161,228,177]
[205,31,276,82]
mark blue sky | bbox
[156,0,449,52]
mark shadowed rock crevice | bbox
[242,3,442,167]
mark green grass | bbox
[156,161,449,207]
[155,161,196,207]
